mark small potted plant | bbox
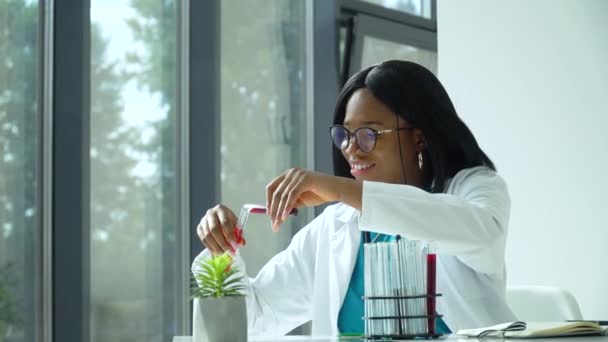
[191,252,247,342]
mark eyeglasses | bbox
[329,125,413,153]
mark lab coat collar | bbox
[333,203,358,224]
[328,207,361,334]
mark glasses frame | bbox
[329,125,414,153]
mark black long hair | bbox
[332,60,496,193]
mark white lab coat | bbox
[192,166,517,336]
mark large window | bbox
[0,1,436,340]
[220,0,310,275]
[0,1,41,341]
[90,1,181,341]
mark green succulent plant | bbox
[191,252,246,298]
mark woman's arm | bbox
[335,177,363,211]
[266,166,510,275]
[360,167,510,275]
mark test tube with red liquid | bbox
[232,204,298,251]
[426,242,437,336]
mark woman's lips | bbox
[350,163,376,177]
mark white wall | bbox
[438,0,608,319]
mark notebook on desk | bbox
[457,321,608,338]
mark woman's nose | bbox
[344,135,361,156]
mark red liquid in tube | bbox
[248,207,267,214]
[427,253,437,335]
[247,206,298,215]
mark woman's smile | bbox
[350,161,376,177]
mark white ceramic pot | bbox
[193,296,247,342]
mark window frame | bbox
[188,0,220,302]
[349,13,437,76]
[41,0,54,340]
[338,0,437,81]
[52,0,91,341]
[50,0,197,339]
[339,0,437,30]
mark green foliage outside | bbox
[0,1,39,339]
[1,0,177,339]
[0,266,19,339]
[1,0,306,340]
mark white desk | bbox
[173,335,608,342]
[174,337,339,342]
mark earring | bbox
[418,152,423,170]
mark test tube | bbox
[233,204,298,251]
[426,241,437,336]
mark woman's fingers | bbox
[216,206,238,250]
[207,209,235,253]
[276,174,305,227]
[284,178,306,221]
[268,168,328,229]
[196,205,245,255]
[265,173,284,221]
[217,205,238,232]
[196,218,208,250]
[200,216,221,255]
[267,171,293,230]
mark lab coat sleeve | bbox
[359,167,510,275]
[192,214,321,336]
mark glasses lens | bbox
[330,126,349,150]
[356,128,376,152]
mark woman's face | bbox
[341,88,425,185]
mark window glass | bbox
[361,36,437,74]
[0,1,41,341]
[90,1,180,340]
[220,0,309,274]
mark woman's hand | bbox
[196,204,239,255]
[266,168,363,230]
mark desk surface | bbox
[174,335,608,342]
